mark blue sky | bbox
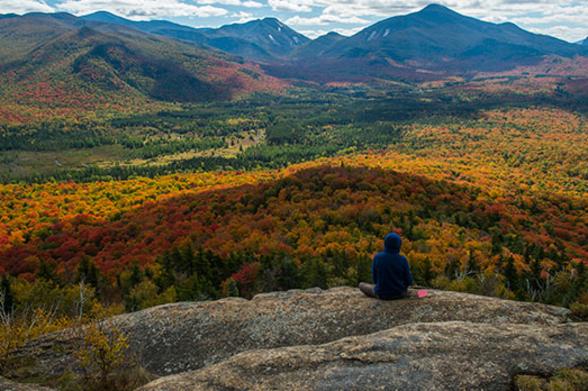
[2,1,587,42]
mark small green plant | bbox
[75,320,130,390]
[515,367,588,391]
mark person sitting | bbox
[359,232,413,300]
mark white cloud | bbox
[197,0,262,7]
[198,0,242,6]
[300,26,363,39]
[0,0,54,14]
[4,0,588,42]
[286,14,367,26]
[242,1,263,8]
[232,11,255,23]
[57,0,228,19]
[279,1,588,42]
[268,0,314,13]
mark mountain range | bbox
[0,4,587,107]
[82,12,310,61]
[0,12,283,108]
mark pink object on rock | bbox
[417,290,428,298]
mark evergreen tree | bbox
[128,263,143,289]
[421,258,435,286]
[302,258,328,289]
[156,251,176,290]
[179,242,195,275]
[356,256,372,285]
[276,257,300,291]
[503,256,518,291]
[466,250,480,275]
[1,276,13,316]
[223,278,239,297]
[77,257,99,287]
[445,258,460,279]
[37,260,57,283]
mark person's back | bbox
[359,233,413,300]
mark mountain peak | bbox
[82,10,136,26]
[418,3,459,16]
[85,10,116,17]
[261,17,281,24]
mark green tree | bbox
[0,277,13,316]
[78,257,99,288]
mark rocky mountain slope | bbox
[266,4,587,81]
[8,5,586,88]
[82,13,309,62]
[140,321,588,391]
[0,377,52,391]
[7,287,585,390]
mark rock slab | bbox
[140,321,588,391]
[10,287,572,380]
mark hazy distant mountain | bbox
[0,13,280,107]
[205,18,309,60]
[83,12,309,61]
[582,37,588,46]
[265,4,586,81]
[291,32,345,60]
[82,11,209,44]
[2,5,588,93]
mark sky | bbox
[1,0,587,42]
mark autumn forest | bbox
[2,87,587,321]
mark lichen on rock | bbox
[5,287,583,390]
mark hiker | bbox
[359,232,413,300]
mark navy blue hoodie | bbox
[372,233,413,299]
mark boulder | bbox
[9,287,572,380]
[0,377,54,391]
[139,321,588,391]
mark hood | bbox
[384,233,402,253]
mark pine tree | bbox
[466,250,480,275]
[224,278,239,297]
[1,276,13,316]
[302,258,328,289]
[128,263,143,289]
[503,256,518,291]
[445,258,460,279]
[38,260,57,283]
[78,257,99,287]
[422,258,435,286]
[356,256,372,285]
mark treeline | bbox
[3,238,586,319]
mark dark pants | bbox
[358,282,378,298]
[358,282,408,300]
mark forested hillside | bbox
[0,13,285,123]
[1,4,588,390]
[1,107,586,319]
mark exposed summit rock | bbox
[9,287,572,382]
[0,376,53,390]
[139,321,588,391]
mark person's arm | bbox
[372,257,378,284]
[404,257,413,287]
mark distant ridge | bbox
[0,12,284,109]
[1,4,588,86]
[82,12,309,61]
[291,31,345,60]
